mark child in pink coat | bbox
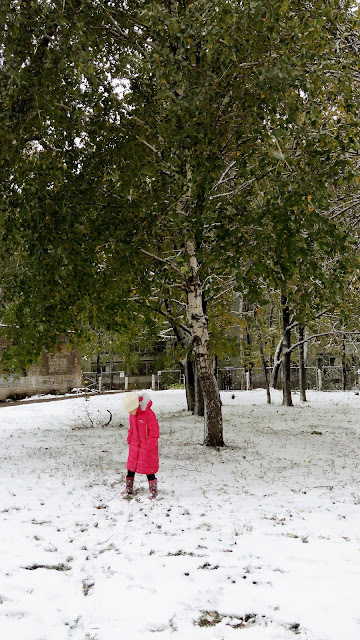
[122,391,159,499]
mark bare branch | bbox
[211,160,237,192]
[101,410,112,428]
[140,248,183,275]
[273,136,292,171]
[211,283,236,301]
[284,331,338,356]
[209,167,275,201]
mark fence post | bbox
[98,376,102,393]
[125,376,128,391]
[317,369,322,391]
[151,374,156,390]
[246,371,250,391]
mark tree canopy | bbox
[1,0,360,441]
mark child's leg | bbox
[123,470,135,496]
[147,474,157,499]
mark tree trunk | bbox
[194,359,204,417]
[304,326,309,366]
[181,354,195,413]
[213,354,218,378]
[268,304,275,368]
[298,324,307,402]
[185,239,224,446]
[243,300,253,389]
[282,293,293,406]
[254,304,271,404]
[271,337,283,389]
[342,333,346,391]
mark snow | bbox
[0,388,359,640]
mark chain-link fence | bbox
[218,367,277,391]
[82,366,360,393]
[82,372,127,391]
[82,372,98,391]
[286,367,318,390]
[218,366,360,391]
[157,370,184,390]
[219,368,248,390]
[319,366,358,391]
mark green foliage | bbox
[0,0,359,368]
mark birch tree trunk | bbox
[185,238,224,446]
[282,293,293,407]
[271,337,283,389]
[298,324,307,402]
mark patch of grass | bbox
[167,550,201,557]
[82,580,95,596]
[24,563,71,571]
[231,613,257,628]
[195,611,259,629]
[198,562,219,570]
[169,616,178,631]
[196,611,223,627]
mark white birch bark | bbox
[271,336,283,388]
[185,238,223,446]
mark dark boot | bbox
[122,476,134,497]
[149,478,158,500]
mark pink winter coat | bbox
[126,393,159,475]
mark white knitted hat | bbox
[122,391,139,412]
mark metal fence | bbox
[82,372,99,391]
[82,366,360,393]
[217,366,360,392]
[82,370,185,392]
[157,370,184,390]
[320,366,358,391]
[82,372,127,392]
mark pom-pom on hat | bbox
[122,391,139,412]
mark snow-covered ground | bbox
[0,388,359,640]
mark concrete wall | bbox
[0,343,82,401]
